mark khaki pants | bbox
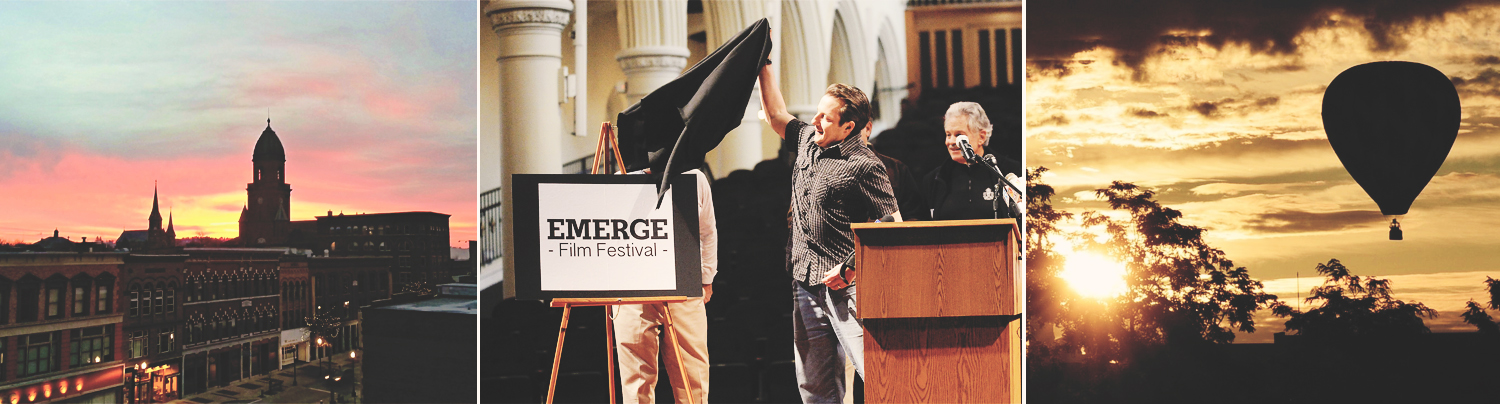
[613,298,709,404]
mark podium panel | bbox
[852,219,1022,404]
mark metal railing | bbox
[480,187,503,266]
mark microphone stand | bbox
[964,150,1021,219]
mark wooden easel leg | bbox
[605,305,618,404]
[660,303,696,404]
[547,304,573,404]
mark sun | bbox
[1059,251,1129,299]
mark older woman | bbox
[922,102,1022,220]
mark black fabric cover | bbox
[616,18,773,203]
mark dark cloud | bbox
[1128,108,1166,118]
[1188,96,1283,118]
[1451,68,1500,97]
[1032,113,1071,127]
[1029,0,1483,70]
[1192,100,1223,117]
[1474,55,1500,65]
[1244,209,1385,233]
[0,130,66,180]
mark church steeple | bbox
[167,210,176,239]
[149,182,163,231]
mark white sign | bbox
[536,183,676,291]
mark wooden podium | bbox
[852,219,1022,403]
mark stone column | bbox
[780,0,827,121]
[615,0,690,106]
[702,0,774,174]
[485,0,572,296]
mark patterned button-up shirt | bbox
[785,119,899,284]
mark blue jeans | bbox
[792,279,863,403]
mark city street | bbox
[167,355,363,404]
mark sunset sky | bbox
[0,2,476,248]
[1028,1,1500,341]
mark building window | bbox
[72,284,86,316]
[69,326,112,366]
[141,284,154,316]
[154,288,164,315]
[19,332,57,377]
[0,279,9,324]
[45,277,66,319]
[128,331,148,359]
[129,284,140,317]
[158,328,174,353]
[95,276,114,314]
[45,287,61,318]
[166,288,175,313]
[17,282,40,323]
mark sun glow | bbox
[1060,252,1129,298]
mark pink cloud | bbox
[0,140,475,247]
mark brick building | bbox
[119,252,188,403]
[177,248,282,396]
[0,252,127,404]
[301,212,452,290]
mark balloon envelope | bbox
[1321,61,1460,216]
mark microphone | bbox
[955,134,981,165]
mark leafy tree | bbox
[1026,174,1276,365]
[306,308,343,350]
[1486,276,1500,310]
[1462,301,1498,334]
[1025,167,1073,349]
[1271,259,1436,338]
[1461,277,1500,333]
[1076,182,1275,347]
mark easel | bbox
[543,123,698,404]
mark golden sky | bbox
[1028,1,1500,341]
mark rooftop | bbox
[372,296,477,314]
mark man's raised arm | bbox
[759,63,795,139]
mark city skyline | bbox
[1028,1,1500,341]
[0,2,477,248]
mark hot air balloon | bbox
[1322,61,1460,240]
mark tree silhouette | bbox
[1462,301,1498,334]
[1079,182,1275,346]
[1461,277,1500,333]
[1271,259,1436,338]
[1027,174,1276,366]
[1025,167,1072,351]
